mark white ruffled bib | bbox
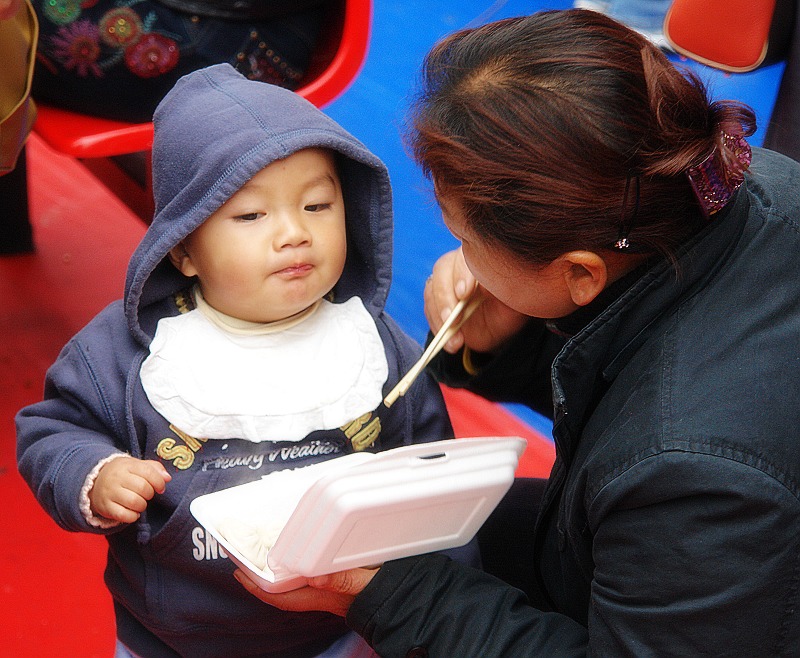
[140,296,388,442]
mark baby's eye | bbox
[234,212,263,222]
[305,203,331,213]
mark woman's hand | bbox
[89,457,172,523]
[424,248,527,354]
[234,567,378,617]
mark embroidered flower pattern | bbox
[98,7,143,48]
[235,41,303,88]
[37,0,301,85]
[50,19,103,77]
[124,33,179,78]
[42,2,179,79]
[43,0,81,25]
[240,54,299,87]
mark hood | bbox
[124,63,393,347]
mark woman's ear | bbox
[560,251,608,307]
[168,243,197,277]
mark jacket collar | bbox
[550,186,749,447]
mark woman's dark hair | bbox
[407,9,756,264]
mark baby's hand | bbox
[89,457,171,524]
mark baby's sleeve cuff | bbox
[79,453,129,529]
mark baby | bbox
[17,64,460,658]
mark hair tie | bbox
[614,169,640,250]
[686,132,752,217]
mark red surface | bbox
[299,0,373,108]
[0,135,145,655]
[32,104,155,159]
[442,386,554,479]
[664,0,773,72]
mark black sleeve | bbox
[347,554,588,658]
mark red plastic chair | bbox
[32,0,372,219]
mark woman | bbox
[235,9,800,655]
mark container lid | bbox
[190,436,526,592]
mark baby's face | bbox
[176,148,347,323]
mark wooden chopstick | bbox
[384,288,483,408]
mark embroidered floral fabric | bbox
[31,0,325,122]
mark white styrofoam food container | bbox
[190,436,526,592]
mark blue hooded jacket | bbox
[16,64,455,658]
